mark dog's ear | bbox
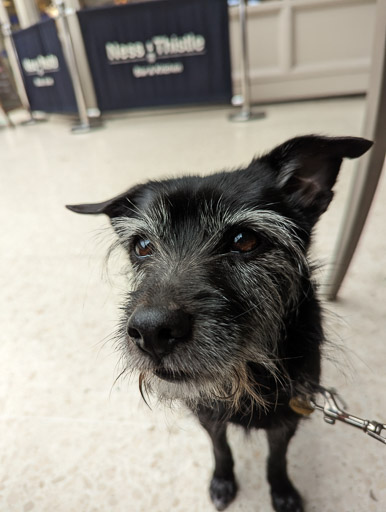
[66,184,151,219]
[263,135,372,220]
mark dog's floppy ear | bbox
[263,135,372,221]
[66,184,151,219]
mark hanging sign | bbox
[77,0,232,111]
[12,19,77,113]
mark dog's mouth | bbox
[154,367,190,383]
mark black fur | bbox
[67,135,372,511]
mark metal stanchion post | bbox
[0,103,15,127]
[12,0,40,29]
[0,0,35,123]
[229,0,265,122]
[53,0,101,133]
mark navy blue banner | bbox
[78,0,232,111]
[12,19,77,113]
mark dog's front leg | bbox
[266,420,303,512]
[198,411,237,511]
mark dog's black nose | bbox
[127,307,192,361]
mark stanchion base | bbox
[20,118,36,126]
[20,111,48,126]
[71,117,103,134]
[71,122,91,133]
[228,109,266,123]
[32,111,48,121]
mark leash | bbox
[289,385,386,445]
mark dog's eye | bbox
[134,238,153,258]
[230,231,258,253]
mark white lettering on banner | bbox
[132,62,184,78]
[105,32,206,68]
[22,54,59,76]
[105,41,146,61]
[152,33,205,56]
[33,76,55,87]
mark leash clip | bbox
[310,387,386,445]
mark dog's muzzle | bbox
[127,306,192,364]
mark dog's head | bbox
[68,135,372,411]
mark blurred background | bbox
[1,1,385,511]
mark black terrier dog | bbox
[67,135,372,511]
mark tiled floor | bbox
[1,98,385,512]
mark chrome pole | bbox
[12,0,40,29]
[321,0,386,300]
[229,0,265,122]
[53,0,96,132]
[0,0,34,121]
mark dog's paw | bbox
[271,488,304,512]
[209,476,238,511]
